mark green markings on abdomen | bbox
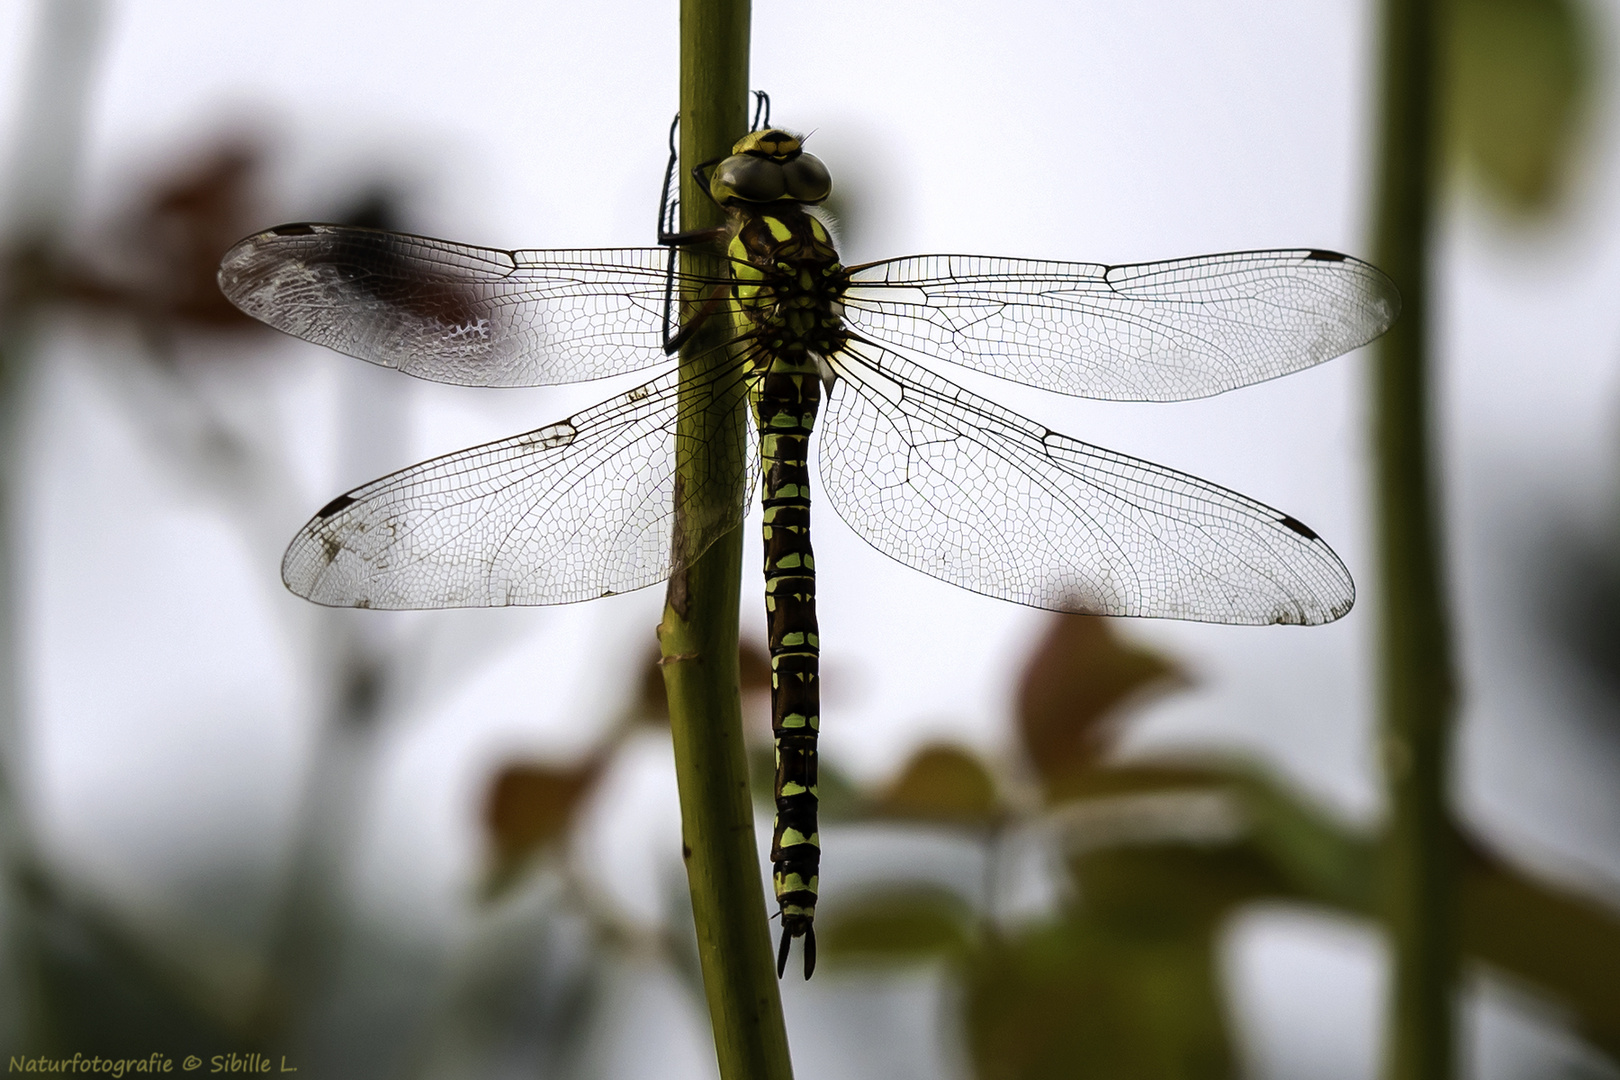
[756,366,823,980]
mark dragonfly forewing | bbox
[282,362,755,608]
[219,225,705,387]
[819,343,1354,625]
[842,249,1399,402]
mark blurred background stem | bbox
[256,362,407,1053]
[0,0,106,1049]
[657,2,794,1077]
[1371,1,1459,1079]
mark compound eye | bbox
[782,154,832,202]
[713,154,785,202]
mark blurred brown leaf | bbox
[481,758,601,899]
[1448,0,1592,213]
[635,639,772,724]
[1016,616,1185,800]
[636,645,667,720]
[872,743,1000,825]
[40,135,407,340]
[64,138,269,329]
[739,638,772,694]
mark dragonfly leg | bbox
[656,112,681,243]
[664,282,733,355]
[657,225,727,248]
[653,160,724,247]
[652,111,725,246]
[658,228,729,350]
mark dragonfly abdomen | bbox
[726,198,846,980]
[756,363,823,979]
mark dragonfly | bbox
[217,103,1398,980]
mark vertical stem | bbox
[1371,1,1458,1078]
[657,3,794,1078]
[257,364,406,1046]
[0,0,106,1051]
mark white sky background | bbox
[4,0,1620,1076]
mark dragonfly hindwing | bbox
[282,363,754,609]
[818,343,1354,625]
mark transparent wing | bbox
[220,224,729,386]
[282,361,755,608]
[843,249,1398,402]
[817,343,1353,624]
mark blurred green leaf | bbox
[810,742,1620,1075]
[1220,767,1377,912]
[1042,763,1220,802]
[1459,840,1620,1060]
[480,759,601,899]
[1016,617,1185,802]
[1449,0,1592,213]
[945,591,1620,1076]
[967,844,1271,1080]
[1048,762,1373,910]
[747,743,864,821]
[816,886,978,967]
[1217,763,1620,1062]
[872,744,1000,825]
[15,870,252,1056]
[1068,843,1289,938]
[1055,760,1620,1066]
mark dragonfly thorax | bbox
[727,202,849,367]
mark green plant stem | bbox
[1371,1,1458,1078]
[657,3,794,1078]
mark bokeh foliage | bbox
[1448,0,1593,213]
[813,615,1620,1079]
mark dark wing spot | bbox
[1279,514,1319,540]
[1306,249,1347,262]
[525,421,577,449]
[270,223,318,236]
[338,190,403,231]
[317,493,357,519]
[319,227,489,329]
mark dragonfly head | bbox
[709,128,832,206]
